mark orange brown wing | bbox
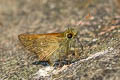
[18,33,64,61]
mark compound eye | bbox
[67,33,73,39]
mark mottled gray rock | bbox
[0,0,120,80]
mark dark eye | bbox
[67,33,73,39]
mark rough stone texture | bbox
[0,0,120,80]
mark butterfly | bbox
[18,28,82,65]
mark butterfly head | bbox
[64,28,77,40]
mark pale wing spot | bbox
[41,48,44,52]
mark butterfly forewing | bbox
[18,33,66,62]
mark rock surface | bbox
[0,0,120,80]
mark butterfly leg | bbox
[74,38,84,58]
